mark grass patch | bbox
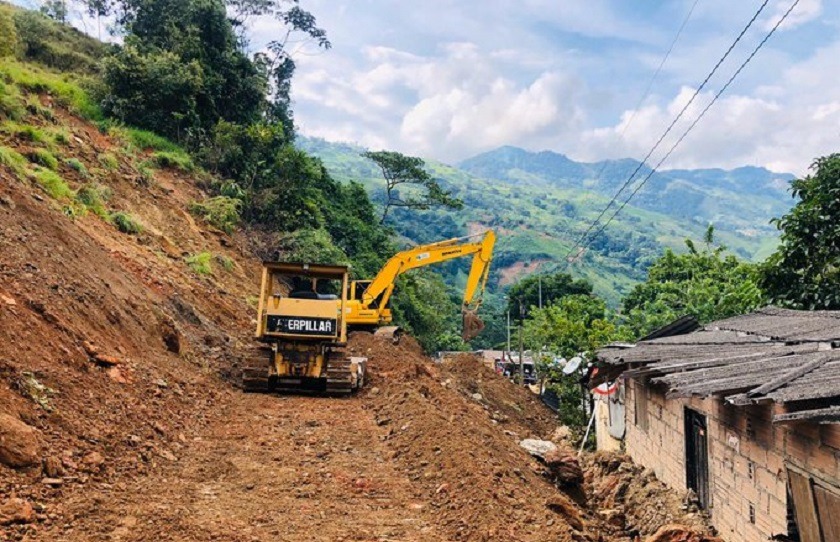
[48,127,70,146]
[185,251,213,275]
[137,161,155,185]
[0,81,25,121]
[150,151,193,172]
[111,211,143,234]
[216,254,235,272]
[0,61,103,120]
[106,124,183,154]
[76,183,111,218]
[27,148,59,170]
[98,152,119,171]
[0,146,28,178]
[65,157,88,177]
[189,196,241,234]
[24,97,55,121]
[33,167,73,200]
[2,121,48,143]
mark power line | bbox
[576,0,700,214]
[565,0,772,261]
[569,0,801,261]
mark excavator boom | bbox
[346,230,496,340]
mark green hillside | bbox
[298,137,790,306]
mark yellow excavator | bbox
[345,230,496,341]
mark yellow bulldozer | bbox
[242,230,495,394]
[242,262,367,394]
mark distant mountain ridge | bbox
[458,146,794,235]
[297,137,793,304]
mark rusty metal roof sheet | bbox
[595,307,840,423]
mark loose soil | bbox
[1,95,716,542]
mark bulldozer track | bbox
[241,348,360,394]
[241,350,272,392]
[325,354,354,394]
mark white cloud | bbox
[579,39,840,175]
[764,0,822,31]
[286,0,840,174]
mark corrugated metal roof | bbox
[595,307,840,423]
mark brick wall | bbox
[624,377,840,542]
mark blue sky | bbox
[18,0,838,173]
[250,0,837,174]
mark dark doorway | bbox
[685,408,709,509]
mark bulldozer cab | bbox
[255,262,349,344]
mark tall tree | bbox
[40,0,68,23]
[761,154,840,309]
[622,228,766,336]
[507,271,592,321]
[363,150,463,223]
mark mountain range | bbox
[297,137,795,305]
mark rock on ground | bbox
[0,413,39,468]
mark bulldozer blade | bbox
[462,308,485,341]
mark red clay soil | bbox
[1,95,715,542]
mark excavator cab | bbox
[242,262,366,394]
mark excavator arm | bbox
[359,230,496,340]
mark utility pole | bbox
[518,298,525,384]
[506,306,511,352]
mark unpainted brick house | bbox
[593,307,840,542]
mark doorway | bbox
[685,408,709,509]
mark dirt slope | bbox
[1,94,717,542]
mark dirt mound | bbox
[0,93,258,538]
[349,335,601,541]
[583,452,714,539]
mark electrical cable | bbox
[565,0,773,261]
[569,0,801,261]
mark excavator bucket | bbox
[374,326,402,344]
[462,308,485,341]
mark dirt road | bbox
[35,391,443,542]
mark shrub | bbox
[49,128,69,145]
[185,252,213,275]
[111,211,143,234]
[189,196,241,233]
[65,157,88,177]
[102,46,204,140]
[27,148,59,170]
[76,183,111,218]
[0,146,28,178]
[33,168,73,200]
[98,152,119,171]
[216,254,235,272]
[150,151,194,172]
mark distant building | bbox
[592,307,840,542]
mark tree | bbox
[363,150,463,223]
[523,294,630,429]
[622,228,766,337]
[760,154,840,309]
[506,271,592,321]
[40,0,68,23]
